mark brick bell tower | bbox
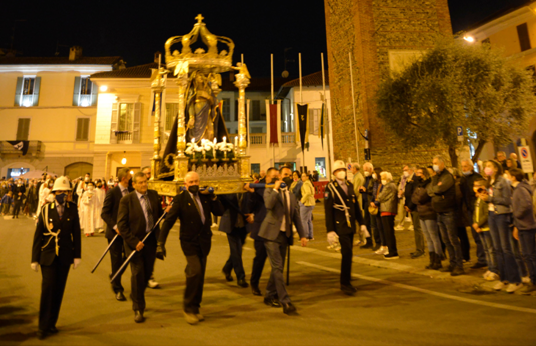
[324,0,452,172]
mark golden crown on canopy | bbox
[165,14,235,74]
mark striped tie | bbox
[141,195,154,232]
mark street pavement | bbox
[1,207,536,346]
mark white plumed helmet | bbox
[52,176,72,192]
[332,160,346,174]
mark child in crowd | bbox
[472,179,499,281]
[1,191,14,215]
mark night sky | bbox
[0,0,526,79]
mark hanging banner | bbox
[296,103,309,153]
[7,140,29,156]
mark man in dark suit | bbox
[157,171,224,325]
[219,192,250,287]
[101,168,132,301]
[31,176,81,340]
[259,167,307,315]
[243,168,277,296]
[324,160,366,296]
[117,172,163,323]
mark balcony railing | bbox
[0,140,42,157]
[228,133,296,146]
[111,131,133,144]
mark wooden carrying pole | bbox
[321,52,332,179]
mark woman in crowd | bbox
[80,181,98,237]
[290,170,303,201]
[412,166,443,269]
[94,180,106,233]
[480,160,522,293]
[372,168,387,255]
[373,171,399,259]
[36,178,54,218]
[300,172,315,240]
[451,168,471,262]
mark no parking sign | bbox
[518,146,534,173]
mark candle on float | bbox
[192,137,195,143]
[223,136,227,143]
[212,138,216,157]
[234,136,238,150]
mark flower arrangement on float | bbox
[185,136,238,162]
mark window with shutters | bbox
[309,108,320,136]
[16,77,41,107]
[165,103,178,131]
[517,23,531,52]
[250,100,261,120]
[73,77,97,107]
[16,118,31,140]
[76,118,90,141]
[110,103,141,144]
[222,98,231,121]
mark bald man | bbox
[157,172,224,325]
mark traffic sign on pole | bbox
[518,146,534,173]
[456,126,464,142]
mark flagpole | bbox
[349,52,360,164]
[321,52,331,179]
[271,54,275,165]
[299,53,305,172]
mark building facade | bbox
[0,47,122,179]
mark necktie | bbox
[282,190,291,237]
[192,193,205,224]
[142,195,154,232]
[122,188,128,197]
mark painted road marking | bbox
[297,261,536,315]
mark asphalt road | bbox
[1,214,536,346]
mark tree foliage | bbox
[376,38,536,166]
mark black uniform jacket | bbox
[159,190,224,257]
[101,185,134,240]
[32,201,82,266]
[117,189,163,252]
[324,179,364,235]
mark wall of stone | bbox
[324,0,453,175]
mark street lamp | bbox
[99,85,108,92]
[463,36,475,43]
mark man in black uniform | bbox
[101,168,132,301]
[157,171,224,325]
[117,172,163,323]
[324,160,366,296]
[31,176,81,340]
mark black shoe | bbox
[237,278,249,288]
[116,292,126,301]
[282,302,297,314]
[451,267,465,276]
[341,284,358,296]
[439,265,454,273]
[264,296,281,308]
[48,326,58,334]
[470,262,487,269]
[360,243,373,249]
[251,285,262,296]
[37,329,48,340]
[222,269,233,282]
[410,251,425,259]
[134,310,145,323]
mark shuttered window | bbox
[517,23,531,52]
[165,103,178,131]
[16,118,31,140]
[76,118,90,141]
[251,100,261,120]
[222,98,231,121]
[73,77,96,107]
[15,77,41,107]
[111,103,141,143]
[309,108,320,136]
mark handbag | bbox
[368,205,378,215]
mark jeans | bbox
[411,211,425,253]
[518,229,536,284]
[222,227,248,281]
[510,229,528,278]
[488,212,521,284]
[381,215,398,255]
[437,211,463,268]
[478,231,498,274]
[299,203,314,239]
[419,218,443,257]
[468,210,486,265]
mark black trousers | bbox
[264,233,290,304]
[250,239,267,287]
[13,201,22,216]
[382,215,398,255]
[222,227,248,280]
[338,232,354,285]
[457,227,471,261]
[109,236,126,293]
[183,251,207,314]
[39,257,70,331]
[128,236,156,312]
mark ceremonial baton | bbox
[110,203,172,283]
[91,233,119,273]
[248,182,287,189]
[180,186,215,193]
